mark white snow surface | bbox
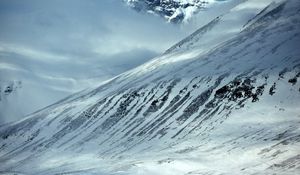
[1,0,300,174]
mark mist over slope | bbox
[0,0,300,174]
[0,0,181,124]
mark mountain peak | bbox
[1,0,300,174]
[125,0,214,23]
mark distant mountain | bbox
[0,80,23,124]
[1,0,300,174]
[125,0,216,23]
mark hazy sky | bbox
[0,0,196,123]
[0,0,238,85]
[0,0,188,77]
[0,0,262,124]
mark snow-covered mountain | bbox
[125,0,223,23]
[1,0,300,174]
[0,0,162,125]
[164,0,284,54]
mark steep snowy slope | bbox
[1,0,300,174]
[164,0,284,54]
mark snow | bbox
[1,0,300,174]
[125,0,225,23]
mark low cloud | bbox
[0,0,192,124]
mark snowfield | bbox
[1,0,300,174]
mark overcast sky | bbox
[0,0,199,123]
[0,0,266,124]
[0,0,189,76]
[0,0,239,85]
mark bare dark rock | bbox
[288,77,297,85]
[269,83,276,95]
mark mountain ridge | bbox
[124,0,215,23]
[1,0,300,174]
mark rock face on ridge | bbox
[125,0,213,23]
